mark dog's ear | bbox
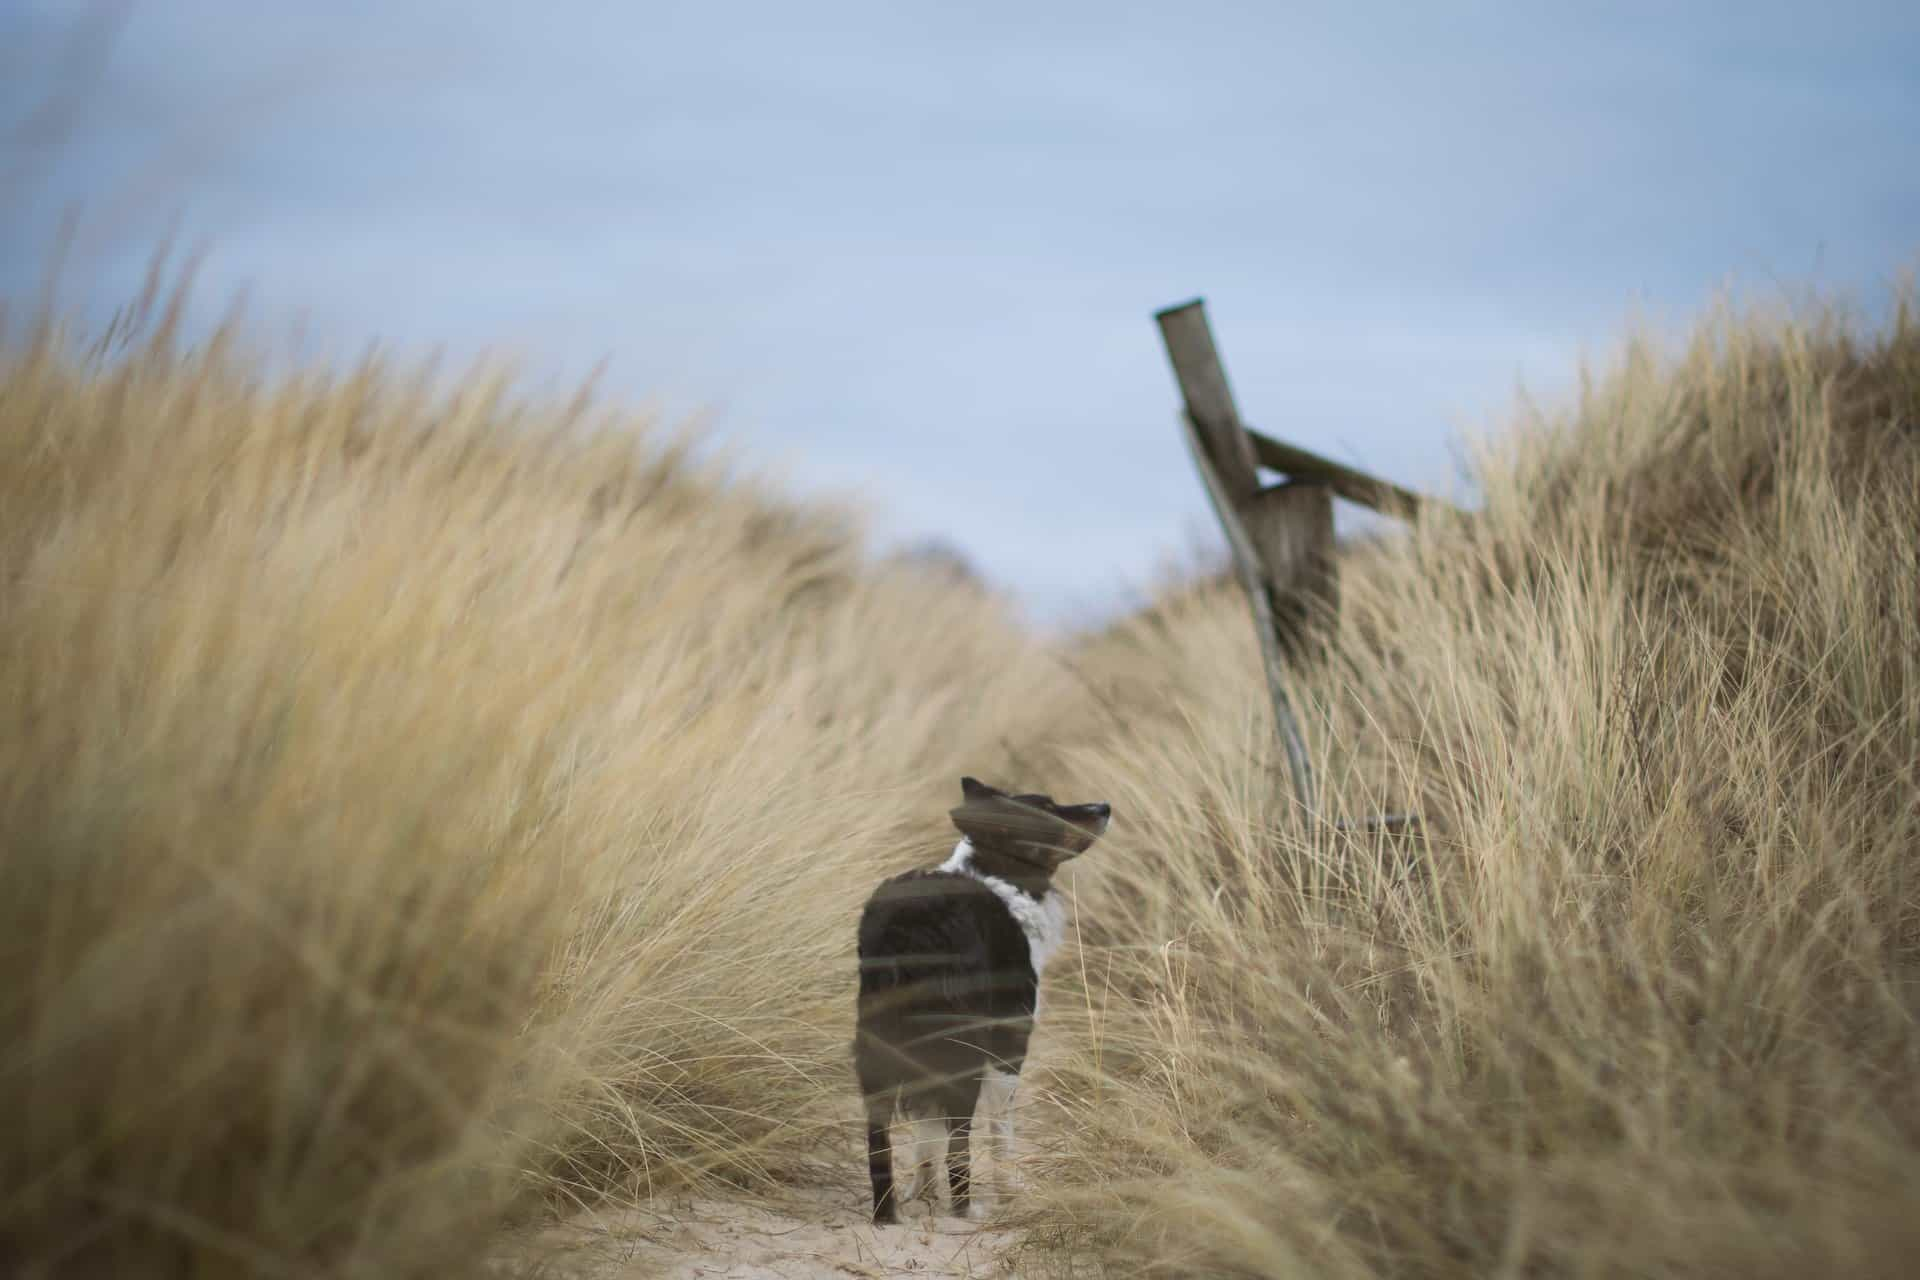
[960,776,1005,803]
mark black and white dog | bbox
[853,777,1112,1223]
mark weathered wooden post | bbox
[1155,299,1334,819]
[1153,297,1439,841]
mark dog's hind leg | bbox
[899,1113,946,1207]
[865,1101,897,1225]
[940,1078,985,1220]
[980,1068,1020,1173]
[944,1111,975,1221]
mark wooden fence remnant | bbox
[1153,296,1431,835]
[1157,300,1320,814]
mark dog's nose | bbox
[1089,802,1111,817]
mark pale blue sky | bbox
[4,1,1917,623]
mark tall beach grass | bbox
[1026,288,1920,1277]
[0,291,1077,1275]
[2,276,1915,1276]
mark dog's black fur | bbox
[852,777,1111,1224]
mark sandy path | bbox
[492,1054,1072,1275]
[494,1182,1031,1279]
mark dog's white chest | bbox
[996,885,1066,975]
[938,841,1068,977]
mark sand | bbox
[494,1181,1033,1279]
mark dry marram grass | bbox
[1,279,1916,1277]
[0,296,1077,1275]
[1025,290,1920,1277]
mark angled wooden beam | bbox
[1155,299,1264,498]
[1244,428,1435,520]
[1175,411,1317,817]
[1157,299,1318,817]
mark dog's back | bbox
[854,868,1038,1107]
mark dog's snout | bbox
[1089,803,1111,817]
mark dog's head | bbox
[950,776,1112,869]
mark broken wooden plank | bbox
[1245,426,1434,519]
[1242,478,1337,657]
